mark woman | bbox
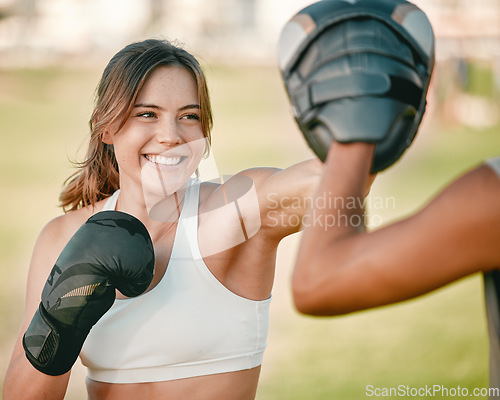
[3,39,322,400]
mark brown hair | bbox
[60,39,213,212]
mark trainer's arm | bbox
[292,143,500,316]
[3,218,71,400]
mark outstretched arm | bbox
[292,143,500,316]
[256,158,324,241]
[212,158,324,245]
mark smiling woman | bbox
[102,66,207,201]
[2,38,323,400]
[59,41,213,212]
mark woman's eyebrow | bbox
[179,104,200,111]
[133,103,200,111]
[134,103,162,109]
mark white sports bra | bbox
[80,181,271,383]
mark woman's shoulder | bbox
[198,172,265,216]
[38,198,110,250]
[198,168,280,202]
[27,199,110,286]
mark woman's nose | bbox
[155,120,182,146]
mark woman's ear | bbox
[102,130,113,145]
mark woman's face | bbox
[104,65,206,198]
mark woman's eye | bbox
[137,112,157,119]
[182,114,200,121]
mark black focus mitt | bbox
[278,0,435,172]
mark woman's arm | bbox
[3,217,76,400]
[202,158,324,248]
[292,142,500,316]
[245,158,324,241]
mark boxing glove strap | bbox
[23,304,60,368]
[23,303,87,376]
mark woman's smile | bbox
[144,154,187,167]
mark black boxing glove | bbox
[23,211,155,376]
[278,0,435,172]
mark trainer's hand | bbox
[22,211,155,376]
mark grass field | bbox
[1,63,499,399]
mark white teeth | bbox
[146,154,183,166]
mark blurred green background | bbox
[1,59,499,399]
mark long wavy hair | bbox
[60,39,213,212]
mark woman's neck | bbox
[115,183,187,233]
